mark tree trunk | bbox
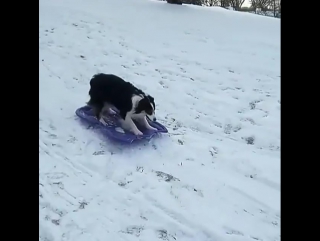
[167,0,183,4]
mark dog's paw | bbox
[147,126,158,131]
[133,130,144,136]
[108,109,117,115]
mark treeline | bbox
[165,0,281,18]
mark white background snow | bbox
[39,0,280,240]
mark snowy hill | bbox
[39,0,280,240]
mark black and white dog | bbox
[87,73,157,135]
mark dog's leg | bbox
[142,117,158,131]
[135,116,158,131]
[92,103,104,120]
[91,104,111,125]
[119,116,143,136]
[101,102,116,116]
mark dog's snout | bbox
[153,117,156,121]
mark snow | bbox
[39,0,280,240]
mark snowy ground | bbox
[39,0,280,240]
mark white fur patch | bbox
[115,127,125,133]
[115,94,157,135]
[131,95,143,108]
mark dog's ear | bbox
[139,96,149,107]
[147,95,154,102]
[147,95,155,110]
[135,96,153,115]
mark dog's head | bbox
[135,95,156,121]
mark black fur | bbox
[135,97,153,116]
[87,73,155,120]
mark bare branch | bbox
[229,0,246,10]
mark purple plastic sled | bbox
[75,105,168,144]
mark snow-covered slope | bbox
[39,0,280,240]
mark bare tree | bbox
[204,0,228,7]
[181,0,203,5]
[229,0,245,10]
[166,0,183,4]
[279,0,281,13]
[206,0,220,6]
[190,0,203,5]
[249,0,257,9]
[272,0,276,16]
[220,0,230,8]
[275,0,281,12]
[190,0,231,7]
[249,0,272,10]
[272,0,281,17]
